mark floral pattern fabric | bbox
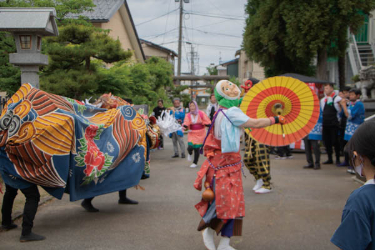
[194,130,245,220]
[0,84,148,201]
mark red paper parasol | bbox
[240,76,320,146]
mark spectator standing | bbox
[340,88,365,172]
[338,86,351,158]
[303,109,322,170]
[170,98,186,158]
[275,145,293,160]
[206,93,218,121]
[152,99,166,149]
[321,83,342,165]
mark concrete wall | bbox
[237,50,265,84]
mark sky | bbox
[127,0,248,75]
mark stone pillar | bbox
[20,66,40,88]
[9,53,48,89]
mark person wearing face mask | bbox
[331,121,375,250]
[194,80,285,250]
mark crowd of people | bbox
[1,78,374,249]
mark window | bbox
[19,35,32,49]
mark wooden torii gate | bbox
[173,75,230,97]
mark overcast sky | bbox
[127,0,248,75]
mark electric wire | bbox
[162,0,173,44]
[135,7,179,26]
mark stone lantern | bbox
[0,8,59,88]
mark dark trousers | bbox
[322,126,340,162]
[277,146,292,157]
[159,135,164,148]
[303,138,321,165]
[339,128,346,155]
[187,145,200,164]
[1,184,40,235]
[85,189,127,203]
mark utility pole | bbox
[177,0,183,85]
[176,0,189,85]
[190,44,194,76]
[187,42,195,100]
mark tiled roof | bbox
[67,0,124,22]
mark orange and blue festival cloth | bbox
[0,84,149,201]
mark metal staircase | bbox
[348,34,375,76]
[357,44,375,66]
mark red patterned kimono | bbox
[194,128,245,220]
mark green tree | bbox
[0,32,20,96]
[0,0,95,19]
[243,0,375,86]
[96,57,175,109]
[206,65,218,76]
[40,22,132,100]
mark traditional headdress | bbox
[214,80,242,108]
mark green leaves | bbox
[243,0,375,77]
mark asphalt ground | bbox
[0,136,359,250]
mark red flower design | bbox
[83,146,105,176]
[85,125,98,140]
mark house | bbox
[218,49,265,85]
[68,0,145,63]
[140,39,177,70]
[235,50,265,84]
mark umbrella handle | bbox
[280,124,285,138]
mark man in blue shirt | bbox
[170,98,186,158]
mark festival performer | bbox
[1,183,45,242]
[182,101,211,168]
[0,85,150,242]
[243,132,272,194]
[331,121,375,249]
[241,81,273,194]
[194,80,285,250]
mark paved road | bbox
[0,137,359,250]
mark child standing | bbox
[331,121,375,249]
[340,88,365,172]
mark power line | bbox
[194,19,232,29]
[162,0,173,44]
[158,40,238,50]
[142,28,178,39]
[185,27,242,38]
[135,7,179,26]
[185,11,246,21]
[204,0,244,25]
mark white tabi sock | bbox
[217,236,236,250]
[202,228,216,250]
